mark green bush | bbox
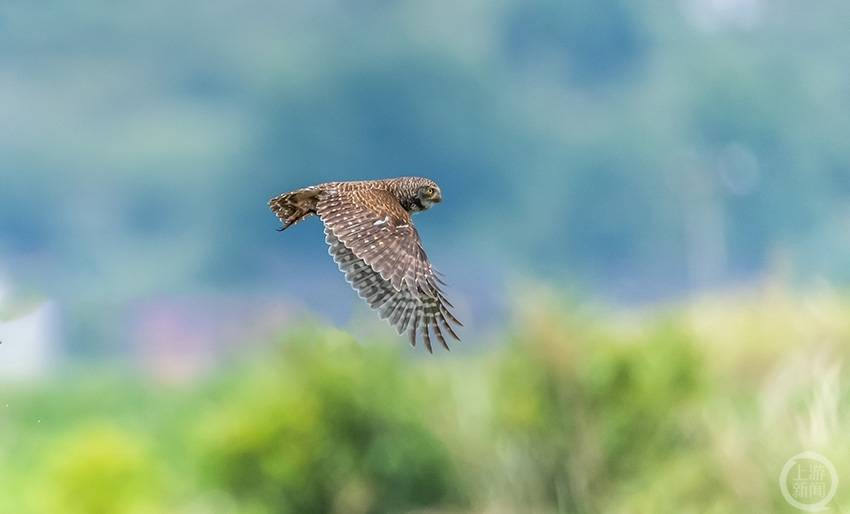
[491,304,704,513]
[194,326,466,514]
[37,424,162,514]
[2,289,850,513]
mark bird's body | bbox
[269,177,461,352]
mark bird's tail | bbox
[268,186,320,231]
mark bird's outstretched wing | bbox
[317,188,461,352]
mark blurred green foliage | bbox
[196,327,465,514]
[2,288,849,513]
[40,425,161,514]
[494,314,703,512]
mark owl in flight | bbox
[269,177,462,352]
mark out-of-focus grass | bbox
[1,286,849,513]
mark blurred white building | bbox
[0,278,59,381]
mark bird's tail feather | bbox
[268,187,320,231]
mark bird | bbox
[268,177,462,352]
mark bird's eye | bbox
[427,187,435,194]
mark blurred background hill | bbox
[1,1,850,512]
[3,0,850,355]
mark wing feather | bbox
[318,189,461,351]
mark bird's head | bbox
[390,177,443,213]
[412,179,442,212]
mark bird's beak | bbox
[433,191,442,203]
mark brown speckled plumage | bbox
[268,177,462,352]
